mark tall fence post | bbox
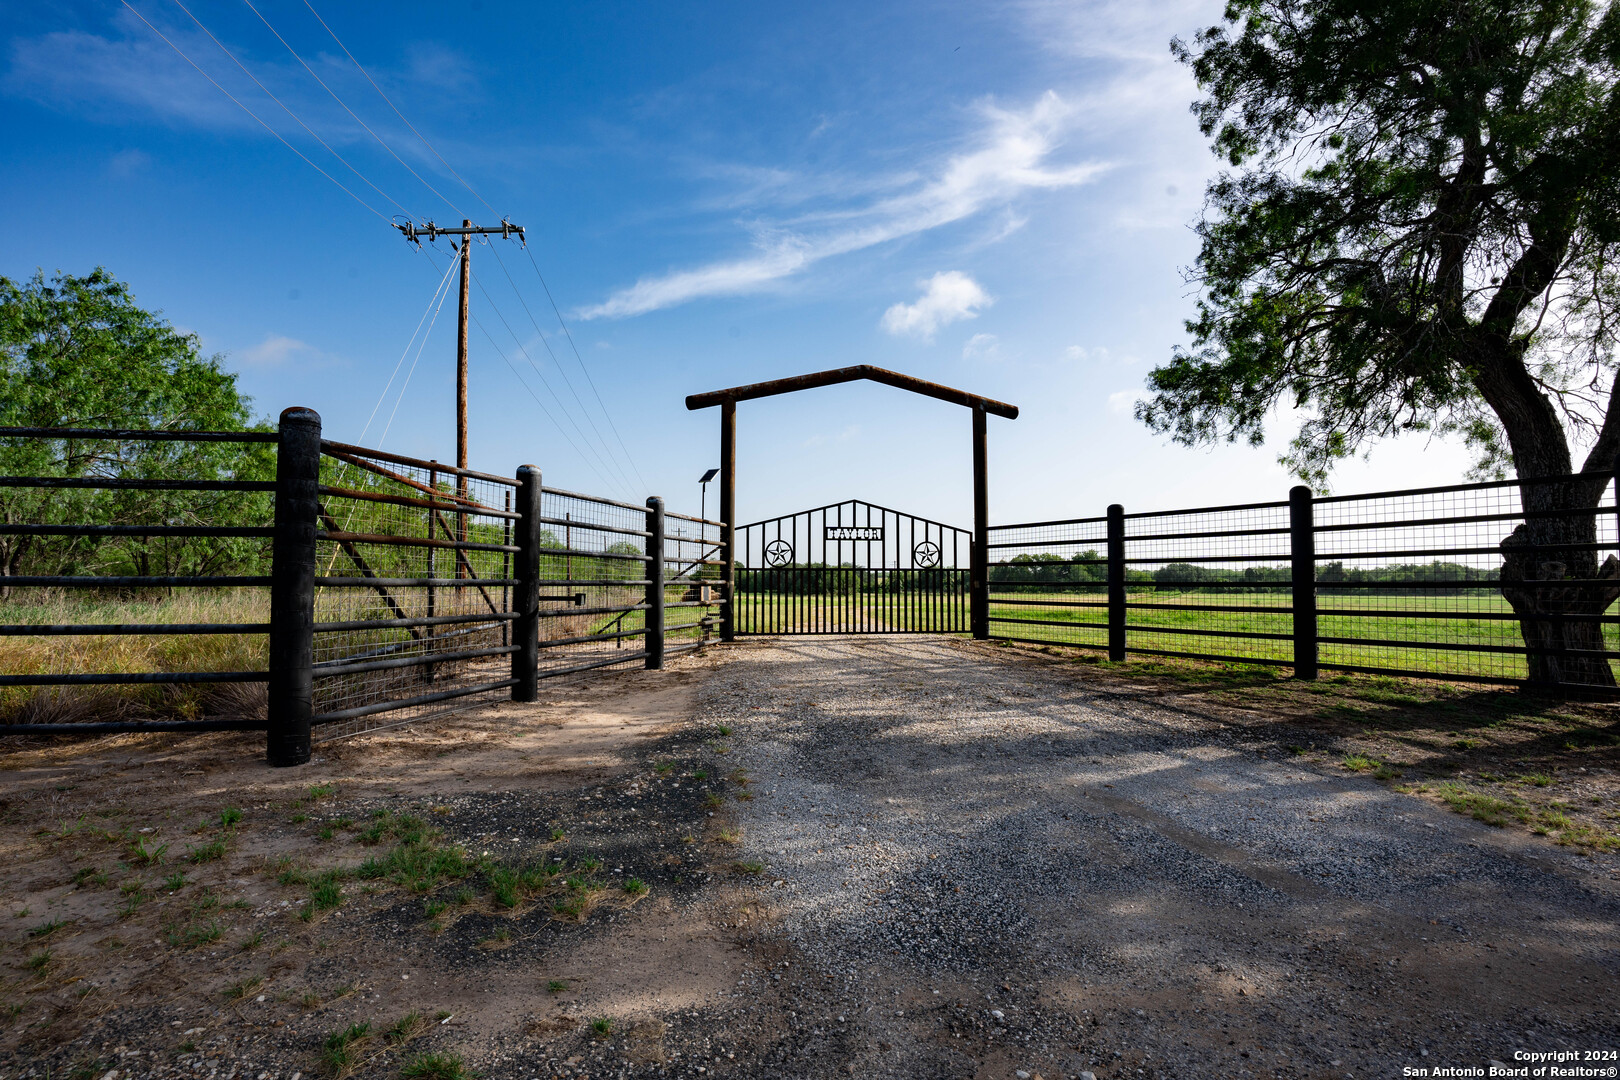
[512,465,541,702]
[719,401,736,642]
[1290,484,1318,680]
[267,407,320,767]
[971,404,990,639]
[645,496,665,669]
[1107,503,1126,661]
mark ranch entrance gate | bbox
[735,499,972,634]
[685,364,1020,641]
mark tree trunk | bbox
[1473,336,1620,687]
[1498,477,1620,687]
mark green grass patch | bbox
[400,1052,473,1080]
[187,839,227,864]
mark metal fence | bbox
[0,407,727,759]
[986,474,1620,688]
[0,426,278,734]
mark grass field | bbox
[0,582,719,726]
[990,588,1620,682]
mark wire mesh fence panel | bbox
[986,516,1111,650]
[1121,501,1293,665]
[989,475,1620,688]
[312,446,519,740]
[1313,477,1620,683]
[534,486,655,674]
[664,509,725,655]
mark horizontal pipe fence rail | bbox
[0,423,278,737]
[0,408,728,763]
[986,469,1620,690]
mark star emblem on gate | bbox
[764,539,794,567]
[913,540,941,568]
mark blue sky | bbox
[1,0,1479,528]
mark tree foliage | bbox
[0,270,272,581]
[1141,0,1620,486]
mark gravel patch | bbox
[695,636,1620,1079]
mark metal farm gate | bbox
[735,500,970,634]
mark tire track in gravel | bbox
[699,635,1620,1080]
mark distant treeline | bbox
[988,552,1500,594]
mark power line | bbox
[298,0,649,491]
[139,0,648,497]
[417,246,625,496]
[471,311,623,497]
[487,242,642,493]
[120,1,388,221]
[359,253,461,445]
[470,265,638,499]
[378,269,455,448]
[238,0,464,218]
[300,0,499,218]
[165,0,416,221]
[522,243,650,493]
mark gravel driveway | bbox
[695,635,1620,1080]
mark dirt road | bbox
[2,636,1616,1080]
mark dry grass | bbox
[0,589,268,726]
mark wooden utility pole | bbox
[396,218,525,593]
[456,219,472,474]
[394,219,526,473]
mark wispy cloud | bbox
[961,332,1007,362]
[1108,390,1138,416]
[108,148,152,177]
[3,10,479,217]
[578,92,1107,319]
[882,272,992,341]
[6,14,251,130]
[235,334,324,368]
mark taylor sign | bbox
[824,526,883,542]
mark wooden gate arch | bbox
[685,365,1017,640]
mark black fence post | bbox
[1290,485,1318,680]
[1107,503,1125,662]
[971,404,990,639]
[267,407,320,767]
[645,496,665,670]
[719,402,736,642]
[512,465,541,702]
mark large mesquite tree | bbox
[1140,0,1620,684]
[0,270,271,588]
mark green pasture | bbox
[988,589,1620,681]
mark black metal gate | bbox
[736,500,970,634]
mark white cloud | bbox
[579,92,1107,319]
[1064,345,1088,361]
[961,332,1006,362]
[882,272,992,340]
[236,335,320,368]
[1108,390,1138,416]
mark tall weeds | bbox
[0,589,267,725]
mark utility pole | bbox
[395,219,526,476]
[396,219,525,593]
